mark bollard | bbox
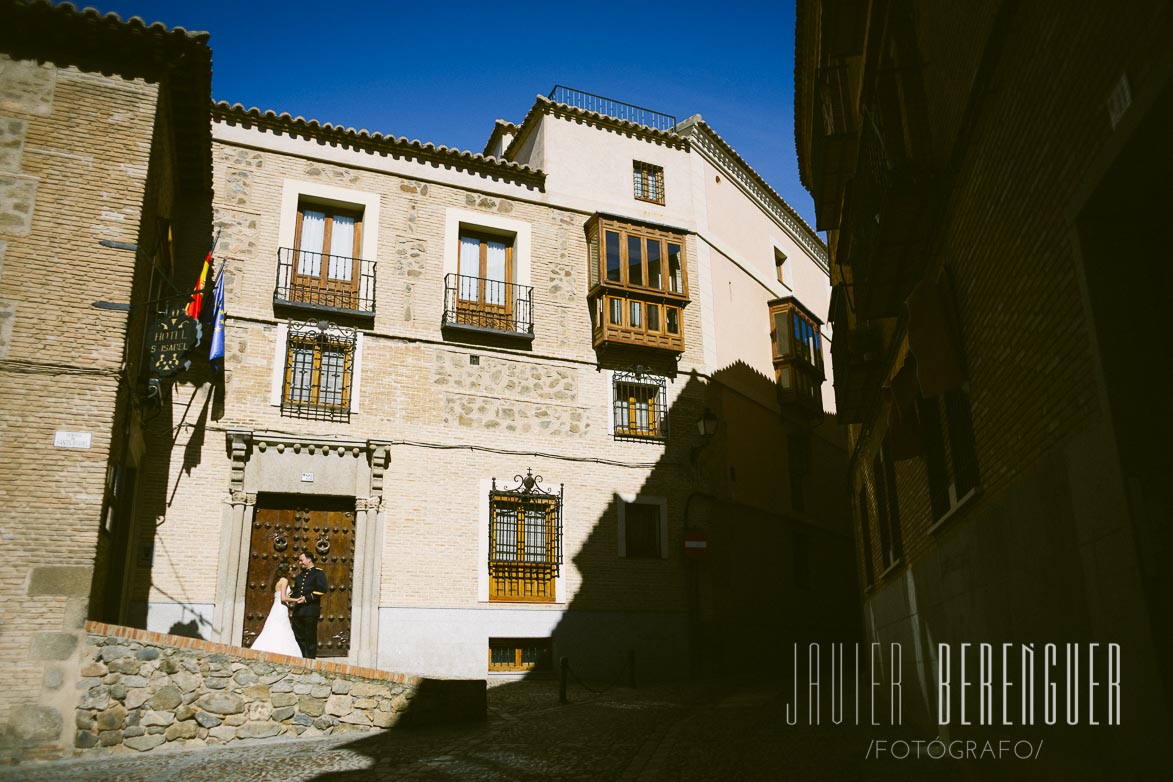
[628,648,637,688]
[559,656,569,704]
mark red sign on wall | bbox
[683,528,708,559]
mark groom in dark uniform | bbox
[291,551,328,658]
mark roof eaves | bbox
[213,102,546,189]
[682,118,828,264]
[0,0,213,199]
[482,119,520,157]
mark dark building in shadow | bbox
[795,0,1172,775]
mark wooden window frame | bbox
[612,369,669,442]
[775,249,788,285]
[458,229,515,293]
[633,160,665,205]
[292,202,364,297]
[591,218,689,298]
[488,638,552,673]
[620,500,663,558]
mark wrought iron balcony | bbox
[548,85,678,133]
[275,247,376,317]
[442,273,534,340]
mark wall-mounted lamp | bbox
[690,407,720,469]
[696,407,719,440]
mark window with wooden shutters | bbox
[488,469,563,602]
[275,202,376,315]
[280,320,356,423]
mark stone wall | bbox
[71,622,484,755]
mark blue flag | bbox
[209,265,225,370]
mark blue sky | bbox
[83,0,815,228]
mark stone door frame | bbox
[214,430,389,668]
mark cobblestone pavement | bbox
[0,678,966,781]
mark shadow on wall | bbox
[305,362,862,778]
[542,363,859,685]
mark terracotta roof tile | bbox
[214,102,546,188]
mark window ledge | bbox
[274,297,375,320]
[879,558,904,580]
[928,486,981,535]
[441,320,535,343]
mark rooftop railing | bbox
[548,85,678,133]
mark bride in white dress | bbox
[250,562,302,656]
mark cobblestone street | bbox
[1,678,965,781]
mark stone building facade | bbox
[795,0,1172,775]
[123,88,855,682]
[0,2,212,759]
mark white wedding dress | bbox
[250,589,302,656]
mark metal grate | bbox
[612,367,668,442]
[442,273,534,336]
[633,161,665,205]
[280,320,356,423]
[275,247,376,315]
[488,469,563,602]
[548,85,678,133]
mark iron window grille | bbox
[488,469,563,603]
[488,637,553,672]
[612,367,669,442]
[633,161,665,205]
[281,320,357,423]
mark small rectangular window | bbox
[488,638,552,672]
[623,502,662,558]
[775,248,789,286]
[613,369,668,442]
[633,161,665,205]
[666,307,679,334]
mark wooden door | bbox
[244,494,356,657]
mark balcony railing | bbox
[275,247,376,316]
[548,85,678,133]
[443,273,534,339]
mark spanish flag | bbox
[185,251,213,319]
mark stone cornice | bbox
[679,119,829,273]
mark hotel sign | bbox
[148,306,198,377]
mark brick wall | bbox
[0,55,161,756]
